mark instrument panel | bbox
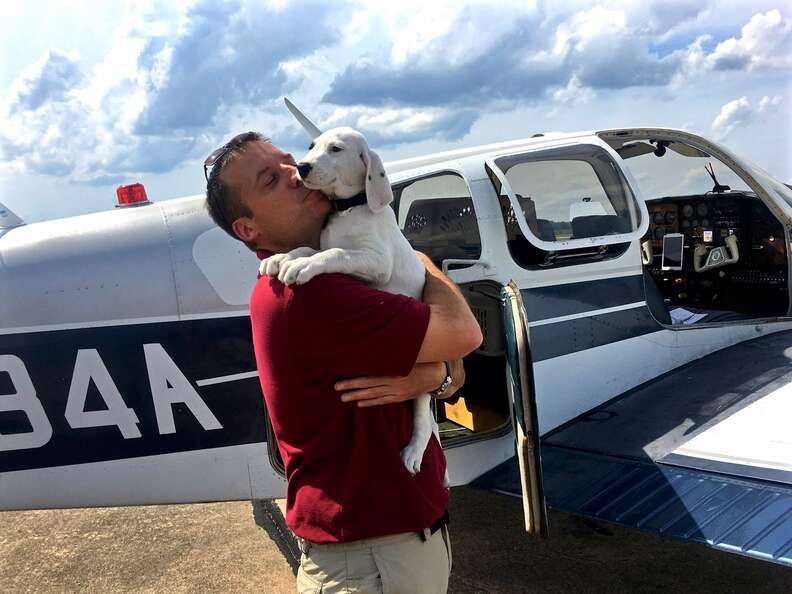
[646,194,786,271]
[648,203,678,244]
[648,197,741,249]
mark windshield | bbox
[622,149,753,200]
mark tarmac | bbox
[1,486,790,593]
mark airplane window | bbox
[494,144,642,243]
[392,173,481,267]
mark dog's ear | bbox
[361,148,393,213]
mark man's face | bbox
[223,140,332,253]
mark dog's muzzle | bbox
[297,162,312,179]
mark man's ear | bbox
[231,217,258,244]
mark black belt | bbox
[418,509,449,541]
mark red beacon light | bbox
[116,183,151,208]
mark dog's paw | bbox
[259,253,291,277]
[278,257,320,285]
[400,443,424,476]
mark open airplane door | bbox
[501,281,548,536]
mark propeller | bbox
[284,97,323,140]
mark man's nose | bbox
[296,162,312,180]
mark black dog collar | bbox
[331,191,367,213]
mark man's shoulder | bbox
[288,273,379,309]
[251,273,367,309]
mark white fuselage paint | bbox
[0,443,278,510]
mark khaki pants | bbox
[296,526,452,594]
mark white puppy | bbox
[259,127,439,477]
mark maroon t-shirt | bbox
[250,266,449,543]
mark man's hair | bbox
[204,131,270,251]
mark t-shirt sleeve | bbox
[289,274,430,380]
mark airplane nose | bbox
[296,162,312,179]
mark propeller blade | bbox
[284,97,323,139]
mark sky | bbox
[0,0,790,223]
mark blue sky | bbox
[1,0,790,223]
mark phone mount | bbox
[693,234,739,272]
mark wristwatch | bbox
[429,361,453,398]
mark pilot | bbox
[203,132,481,594]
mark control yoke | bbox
[693,234,739,273]
[640,240,653,265]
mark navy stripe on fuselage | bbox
[530,305,662,362]
[0,317,266,473]
[521,275,645,323]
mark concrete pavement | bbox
[1,487,790,593]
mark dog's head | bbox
[296,127,393,213]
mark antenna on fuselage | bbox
[284,97,323,140]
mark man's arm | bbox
[441,358,465,400]
[415,252,483,363]
[335,358,466,407]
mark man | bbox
[204,132,482,594]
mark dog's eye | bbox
[308,142,314,150]
[330,146,343,153]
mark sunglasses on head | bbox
[203,133,250,182]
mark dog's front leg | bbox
[278,247,391,286]
[259,246,318,278]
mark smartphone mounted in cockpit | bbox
[661,233,684,271]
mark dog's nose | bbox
[296,162,312,179]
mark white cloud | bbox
[8,49,84,112]
[1,0,790,193]
[709,9,792,71]
[549,75,595,109]
[712,95,784,139]
[0,0,339,185]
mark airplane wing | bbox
[474,329,792,567]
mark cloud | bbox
[324,6,553,108]
[322,105,479,146]
[8,49,84,113]
[133,0,338,135]
[709,9,792,71]
[0,0,338,184]
[712,95,783,139]
[1,0,790,189]
[323,3,781,113]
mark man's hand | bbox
[336,360,464,407]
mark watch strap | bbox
[429,361,453,398]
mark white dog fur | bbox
[259,127,441,478]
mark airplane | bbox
[1,99,791,571]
